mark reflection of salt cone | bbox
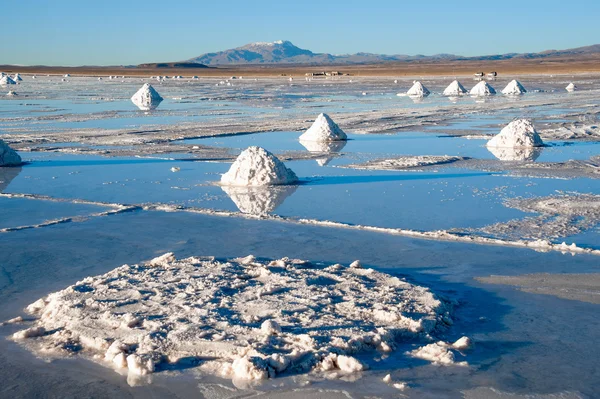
[487,146,543,161]
[221,185,298,215]
[0,166,22,192]
[299,139,346,166]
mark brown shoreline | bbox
[3,55,600,78]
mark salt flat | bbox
[1,73,599,398]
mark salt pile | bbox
[299,113,347,142]
[443,80,467,96]
[6,91,17,96]
[487,119,544,150]
[501,80,527,95]
[470,81,496,96]
[0,75,16,85]
[130,83,163,111]
[0,139,22,166]
[220,146,298,186]
[566,82,577,92]
[11,253,453,382]
[406,81,430,97]
[13,73,22,81]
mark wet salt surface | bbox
[1,75,600,398]
[4,151,600,246]
[0,211,599,398]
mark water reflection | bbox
[299,140,347,166]
[0,166,22,192]
[221,185,298,216]
[487,146,543,162]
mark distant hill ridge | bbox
[184,40,600,66]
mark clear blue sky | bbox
[3,0,599,66]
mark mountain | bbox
[185,41,600,66]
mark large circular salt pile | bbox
[501,80,527,95]
[443,80,467,96]
[131,83,163,111]
[566,82,577,92]
[221,146,298,186]
[299,113,347,142]
[486,119,544,150]
[0,75,16,85]
[0,139,22,166]
[406,81,430,97]
[470,81,496,96]
[11,253,456,382]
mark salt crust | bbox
[12,253,452,382]
[344,155,467,170]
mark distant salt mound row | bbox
[221,185,298,215]
[502,80,527,95]
[345,155,468,171]
[221,146,298,186]
[487,146,542,162]
[443,80,468,96]
[470,81,496,96]
[299,113,347,142]
[566,82,577,92]
[131,83,163,111]
[12,253,454,382]
[0,139,22,166]
[406,81,430,97]
[487,119,544,149]
[0,75,16,85]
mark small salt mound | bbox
[13,73,23,82]
[221,146,298,186]
[470,81,496,96]
[0,139,22,166]
[487,119,544,149]
[443,80,467,96]
[502,80,527,95]
[299,113,347,142]
[566,82,577,92]
[0,76,16,85]
[64,74,70,77]
[6,91,17,96]
[131,83,163,111]
[406,81,430,97]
